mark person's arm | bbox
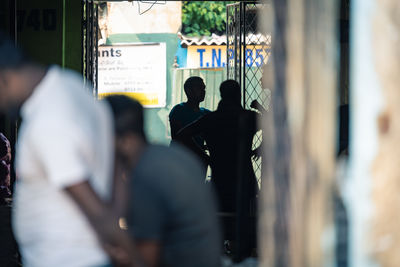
[65,181,137,266]
[176,117,203,140]
[112,160,129,218]
[176,118,210,164]
[135,241,161,267]
[127,170,172,267]
[250,111,263,159]
[250,99,267,114]
[169,119,183,140]
[169,106,184,140]
[31,121,141,266]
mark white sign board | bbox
[98,43,166,108]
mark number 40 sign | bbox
[17,8,57,32]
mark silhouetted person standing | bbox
[177,80,259,260]
[169,76,211,167]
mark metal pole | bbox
[89,1,94,87]
[238,3,242,93]
[234,3,248,262]
[226,5,230,80]
[233,4,237,81]
[242,2,246,107]
[86,0,90,83]
[234,5,238,82]
[81,0,85,81]
[94,3,99,97]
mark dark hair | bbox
[220,80,241,102]
[105,95,146,140]
[184,76,203,95]
[0,31,26,70]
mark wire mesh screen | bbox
[82,0,99,96]
[226,2,271,184]
[243,2,271,184]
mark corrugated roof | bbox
[179,32,271,47]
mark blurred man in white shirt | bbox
[0,32,138,267]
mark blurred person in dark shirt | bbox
[106,95,221,267]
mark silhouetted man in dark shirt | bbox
[169,77,211,169]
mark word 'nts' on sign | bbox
[98,43,166,108]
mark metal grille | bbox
[243,2,270,183]
[82,0,99,96]
[226,3,241,83]
[226,2,271,183]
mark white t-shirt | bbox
[13,66,114,267]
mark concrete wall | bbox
[106,2,181,35]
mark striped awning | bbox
[179,32,271,48]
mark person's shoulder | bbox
[169,103,186,118]
[172,103,186,110]
[56,66,84,81]
[192,110,216,126]
[51,66,84,88]
[200,107,212,114]
[46,66,93,105]
[141,144,203,176]
[241,110,259,128]
[145,144,171,155]
[133,144,203,193]
[244,109,259,117]
[145,144,194,162]
[201,109,218,120]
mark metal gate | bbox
[226,2,271,183]
[82,0,99,96]
[226,3,242,83]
